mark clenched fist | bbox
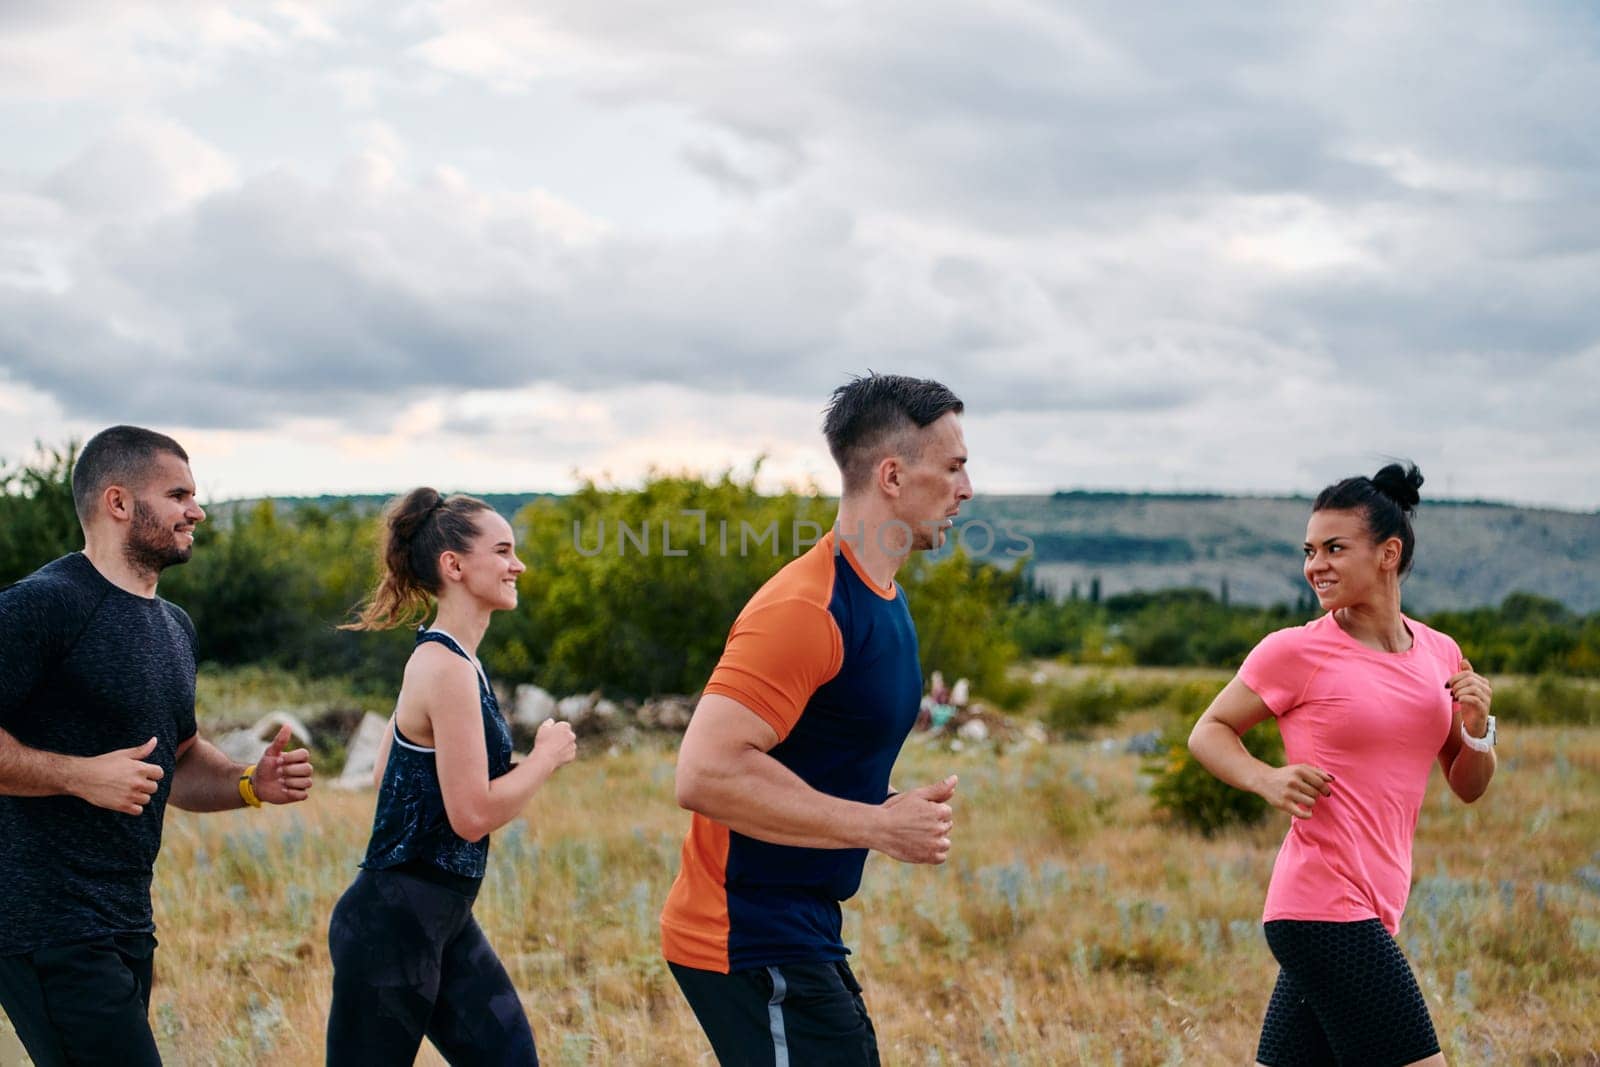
[532,719,577,772]
[77,737,165,815]
[1256,764,1334,819]
[876,775,958,864]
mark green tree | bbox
[487,471,832,697]
[0,444,81,586]
[161,498,408,690]
[900,548,1024,703]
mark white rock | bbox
[335,712,392,790]
[213,711,314,764]
[640,697,694,731]
[513,685,556,727]
[557,694,595,724]
[664,700,695,730]
[213,728,261,764]
[957,719,990,742]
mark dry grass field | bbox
[5,694,1599,1065]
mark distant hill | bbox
[229,492,561,518]
[957,493,1600,613]
[239,491,1600,613]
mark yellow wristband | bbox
[238,764,262,808]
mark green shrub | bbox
[1162,678,1226,718]
[900,549,1025,705]
[1490,674,1600,726]
[981,673,1036,712]
[492,473,822,698]
[1041,673,1179,733]
[1148,715,1284,835]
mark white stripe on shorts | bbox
[766,965,789,1067]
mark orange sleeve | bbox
[702,597,843,742]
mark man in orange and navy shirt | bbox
[662,374,972,1066]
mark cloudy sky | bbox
[2,1,1596,509]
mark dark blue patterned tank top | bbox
[360,627,515,880]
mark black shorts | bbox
[669,958,880,1067]
[0,933,163,1067]
[1258,919,1441,1067]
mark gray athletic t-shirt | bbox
[0,552,198,955]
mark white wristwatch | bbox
[1460,715,1496,753]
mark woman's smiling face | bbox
[1302,507,1400,612]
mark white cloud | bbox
[0,3,288,100]
[270,2,342,43]
[407,4,636,90]
[44,115,238,221]
[0,1,1596,510]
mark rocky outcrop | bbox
[214,712,314,764]
[334,712,391,790]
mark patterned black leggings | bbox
[326,867,538,1066]
[1257,919,1440,1066]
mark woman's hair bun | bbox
[389,487,445,541]
[1370,462,1423,512]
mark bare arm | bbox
[423,655,576,842]
[0,726,164,814]
[1188,677,1334,819]
[675,693,956,863]
[170,727,313,812]
[1437,658,1496,803]
[170,735,249,811]
[0,723,88,797]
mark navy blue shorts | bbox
[670,958,880,1066]
[1258,919,1441,1066]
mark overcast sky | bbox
[2,1,1596,509]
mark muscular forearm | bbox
[1187,720,1270,795]
[0,726,78,798]
[170,738,248,811]
[678,748,884,850]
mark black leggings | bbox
[326,867,538,1066]
[1258,919,1440,1066]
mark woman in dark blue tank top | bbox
[326,488,577,1066]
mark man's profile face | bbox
[124,453,205,573]
[898,412,973,552]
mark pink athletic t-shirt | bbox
[1238,612,1459,934]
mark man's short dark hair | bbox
[71,425,190,524]
[823,373,964,493]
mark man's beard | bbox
[125,498,192,576]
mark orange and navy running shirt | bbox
[660,529,923,973]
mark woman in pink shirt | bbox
[1189,463,1497,1067]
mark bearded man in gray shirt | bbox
[0,425,315,1066]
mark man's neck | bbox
[81,541,159,599]
[833,501,909,591]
